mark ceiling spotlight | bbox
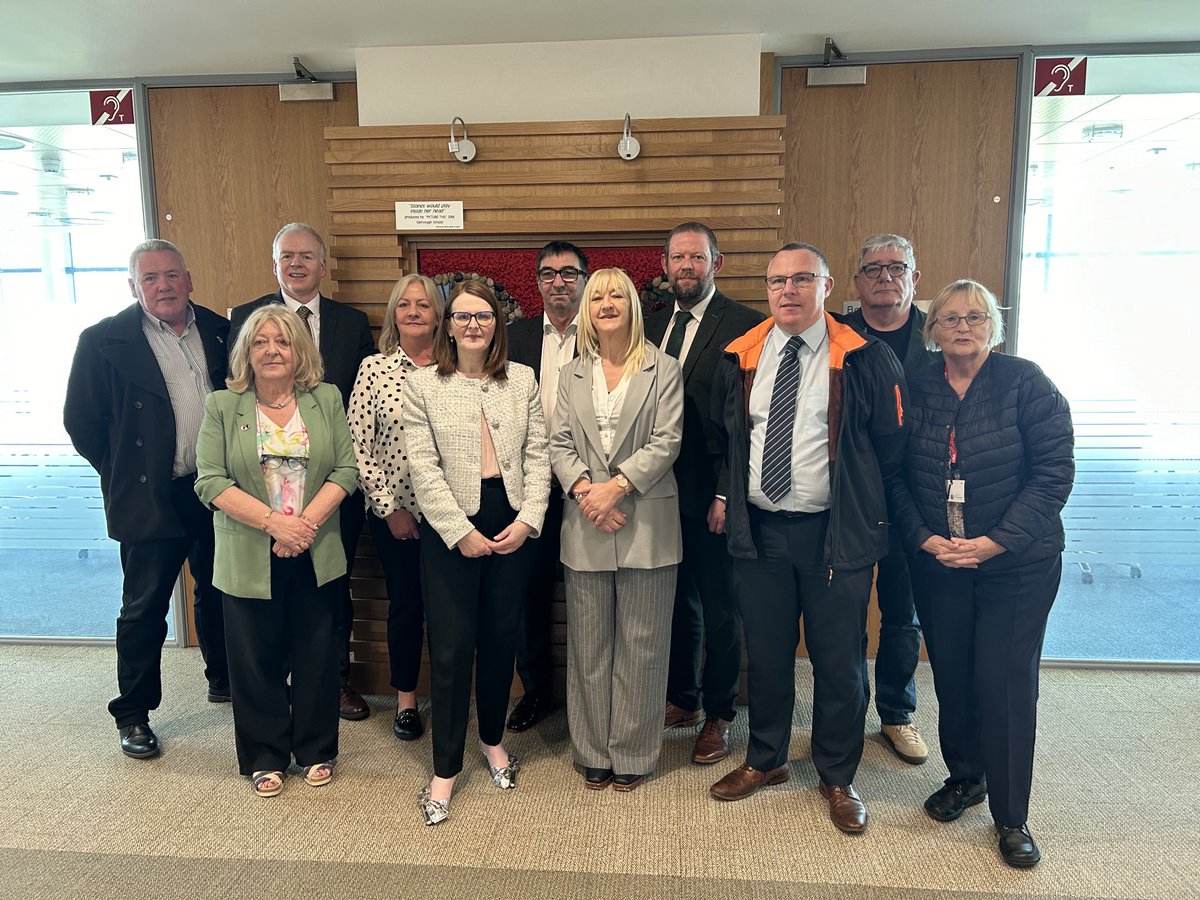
[617,114,640,161]
[449,117,476,163]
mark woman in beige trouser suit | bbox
[550,268,683,791]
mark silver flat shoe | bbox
[418,784,450,826]
[484,751,520,789]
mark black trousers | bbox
[223,554,340,775]
[336,489,366,686]
[366,511,425,693]
[420,481,536,779]
[514,488,563,698]
[666,512,741,722]
[108,474,228,728]
[733,508,871,785]
[912,551,1061,827]
[861,541,921,725]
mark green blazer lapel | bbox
[233,391,269,505]
[297,389,330,506]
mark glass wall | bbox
[0,89,168,639]
[1018,54,1200,662]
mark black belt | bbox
[749,504,828,520]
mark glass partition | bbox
[1018,54,1200,662]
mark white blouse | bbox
[590,356,630,459]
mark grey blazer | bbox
[402,362,550,549]
[550,343,684,571]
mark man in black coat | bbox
[65,239,229,759]
[843,233,938,767]
[504,239,588,731]
[645,222,765,764]
[229,223,374,720]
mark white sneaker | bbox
[882,723,928,765]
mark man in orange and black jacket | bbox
[705,241,908,836]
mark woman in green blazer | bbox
[196,305,358,798]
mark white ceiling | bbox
[2,0,1199,84]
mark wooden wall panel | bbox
[781,59,1017,304]
[326,114,784,696]
[148,84,360,316]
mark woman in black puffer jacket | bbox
[888,279,1074,870]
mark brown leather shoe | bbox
[339,687,370,721]
[709,763,789,801]
[818,781,868,834]
[692,718,731,765]
[664,700,702,730]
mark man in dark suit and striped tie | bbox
[708,242,908,835]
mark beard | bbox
[670,271,710,306]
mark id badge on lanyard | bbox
[947,426,965,503]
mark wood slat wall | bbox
[326,115,785,696]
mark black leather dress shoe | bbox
[207,685,231,703]
[393,707,423,741]
[612,773,647,792]
[997,823,1041,868]
[924,779,987,822]
[119,723,161,759]
[506,692,549,732]
[584,767,613,790]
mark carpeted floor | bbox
[2,646,1197,900]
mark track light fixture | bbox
[449,117,476,163]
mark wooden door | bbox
[147,83,359,317]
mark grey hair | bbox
[923,279,1007,351]
[857,234,916,270]
[379,274,443,354]
[128,239,186,278]
[272,223,327,262]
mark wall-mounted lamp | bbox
[617,114,640,161]
[449,117,477,163]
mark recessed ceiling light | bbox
[0,136,25,151]
[0,190,18,196]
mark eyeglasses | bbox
[260,455,308,471]
[765,272,828,292]
[447,310,497,326]
[858,262,911,280]
[537,266,586,284]
[934,311,990,330]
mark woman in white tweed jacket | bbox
[402,279,550,826]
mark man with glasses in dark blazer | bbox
[505,239,588,731]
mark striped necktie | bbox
[760,334,805,505]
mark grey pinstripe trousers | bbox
[564,565,677,776]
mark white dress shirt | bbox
[747,317,831,513]
[590,357,631,458]
[283,294,320,348]
[538,312,578,429]
[657,286,714,365]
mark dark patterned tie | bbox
[296,304,313,338]
[664,310,692,360]
[760,335,805,505]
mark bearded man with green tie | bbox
[644,222,764,766]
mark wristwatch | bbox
[613,472,632,494]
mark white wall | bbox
[356,34,762,126]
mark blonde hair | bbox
[226,304,325,393]
[922,279,1007,352]
[575,268,647,378]
[379,274,442,354]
